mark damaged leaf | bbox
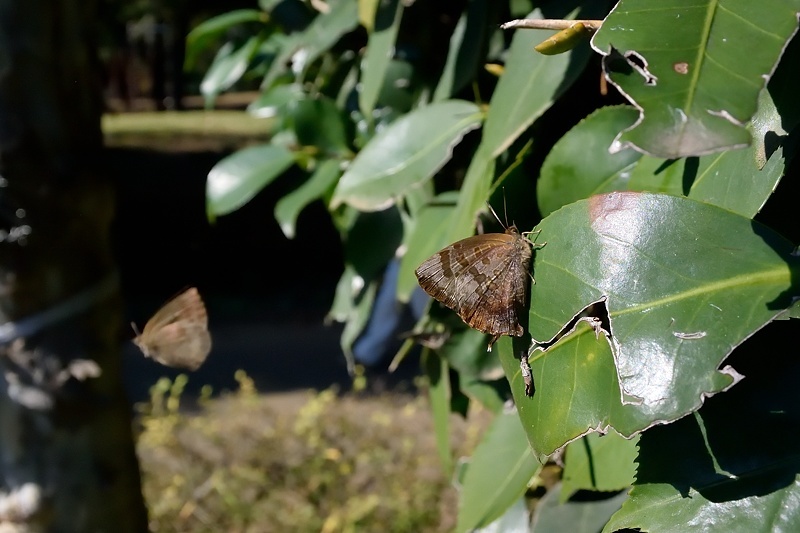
[539,90,787,219]
[606,342,800,531]
[591,0,800,158]
[499,191,799,456]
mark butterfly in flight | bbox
[132,287,211,371]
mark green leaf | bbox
[523,192,797,437]
[539,91,788,219]
[440,327,504,383]
[591,0,800,158]
[287,97,352,157]
[201,36,263,105]
[561,432,639,501]
[446,146,495,243]
[538,105,642,217]
[185,9,264,70]
[531,483,628,533]
[483,3,601,156]
[206,144,295,217]
[331,100,483,211]
[628,91,788,217]
[359,0,404,118]
[344,207,404,281]
[445,1,603,243]
[261,0,359,88]
[456,406,541,532]
[423,349,454,475]
[338,271,377,373]
[432,0,489,102]
[247,83,306,118]
[605,348,800,532]
[328,206,402,371]
[274,159,341,238]
[397,192,458,302]
[458,378,505,414]
[498,322,651,458]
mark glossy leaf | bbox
[447,146,495,243]
[499,321,653,457]
[446,2,602,243]
[532,192,797,421]
[480,498,531,533]
[540,92,787,218]
[606,348,800,532]
[628,91,788,217]
[531,483,628,533]
[483,3,602,156]
[338,272,377,373]
[206,144,295,217]
[499,192,798,455]
[274,159,341,238]
[261,0,359,88]
[440,327,505,385]
[359,0,404,118]
[538,105,642,217]
[247,83,305,118]
[185,9,264,70]
[591,0,800,158]
[331,100,483,211]
[561,432,638,501]
[345,207,404,282]
[200,36,262,105]
[287,97,352,157]
[432,0,489,102]
[456,405,540,532]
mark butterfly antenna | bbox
[130,321,141,337]
[502,189,510,227]
[485,202,505,228]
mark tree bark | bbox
[0,1,148,530]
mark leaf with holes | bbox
[499,192,799,456]
[591,0,800,158]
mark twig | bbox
[500,19,603,32]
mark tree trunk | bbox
[0,1,148,530]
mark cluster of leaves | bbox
[188,0,800,531]
[136,372,488,532]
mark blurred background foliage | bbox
[102,0,800,531]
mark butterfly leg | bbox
[486,333,501,352]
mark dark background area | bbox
[108,144,420,404]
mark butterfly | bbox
[415,219,542,351]
[132,287,211,371]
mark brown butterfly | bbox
[415,218,541,351]
[132,287,211,371]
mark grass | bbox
[136,372,493,532]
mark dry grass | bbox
[136,372,493,532]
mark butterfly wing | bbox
[415,229,532,337]
[133,287,211,370]
[138,322,212,370]
[459,238,530,336]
